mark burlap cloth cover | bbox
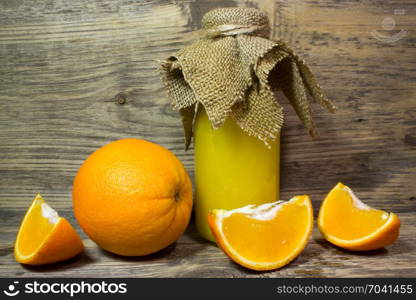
[161,8,336,149]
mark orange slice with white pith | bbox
[318,183,400,251]
[208,195,313,271]
[14,194,84,265]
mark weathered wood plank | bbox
[0,0,415,277]
[1,212,415,278]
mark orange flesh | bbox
[221,199,310,263]
[17,199,55,257]
[321,186,389,240]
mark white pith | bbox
[342,186,389,220]
[41,202,59,224]
[217,200,285,221]
[343,186,371,210]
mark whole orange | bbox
[72,138,192,256]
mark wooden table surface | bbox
[1,0,415,277]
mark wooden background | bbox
[0,0,415,277]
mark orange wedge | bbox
[15,194,84,265]
[318,183,400,251]
[208,195,313,271]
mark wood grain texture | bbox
[0,0,415,277]
[1,214,415,277]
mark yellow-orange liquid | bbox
[194,108,280,241]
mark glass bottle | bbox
[194,107,280,241]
